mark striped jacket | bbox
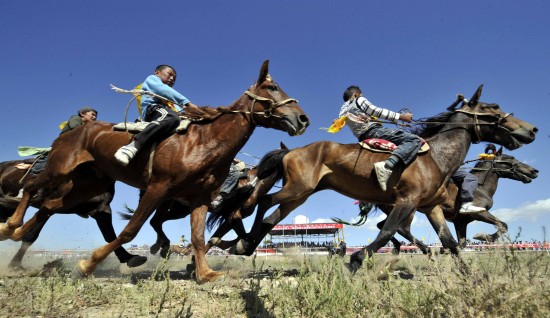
[338,96,400,139]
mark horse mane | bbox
[410,111,454,138]
[410,98,464,138]
[180,105,230,121]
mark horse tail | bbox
[118,204,136,220]
[206,184,255,231]
[257,148,290,181]
[331,201,377,226]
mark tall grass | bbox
[0,248,548,317]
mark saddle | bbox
[359,138,430,154]
[112,118,191,133]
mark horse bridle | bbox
[454,109,513,144]
[470,158,520,185]
[243,90,298,125]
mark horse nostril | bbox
[300,115,310,126]
[532,127,538,134]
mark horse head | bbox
[455,85,537,150]
[476,145,539,183]
[243,60,310,136]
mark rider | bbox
[451,144,495,214]
[16,107,98,198]
[31,106,98,175]
[211,158,248,208]
[339,85,422,191]
[114,64,199,166]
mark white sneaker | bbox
[374,162,392,191]
[15,188,24,199]
[114,145,138,166]
[211,195,223,209]
[459,202,486,214]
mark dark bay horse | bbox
[344,144,539,254]
[0,60,309,283]
[0,159,146,269]
[221,85,537,272]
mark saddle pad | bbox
[113,118,191,133]
[359,138,430,153]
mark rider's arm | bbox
[143,75,191,106]
[356,96,401,123]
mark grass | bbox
[0,248,549,317]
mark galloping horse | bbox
[0,60,310,283]
[345,144,539,254]
[221,85,537,272]
[0,159,146,269]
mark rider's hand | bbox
[399,113,413,122]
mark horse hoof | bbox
[77,259,95,277]
[209,237,221,246]
[150,243,160,255]
[197,270,224,284]
[0,223,14,240]
[127,255,147,268]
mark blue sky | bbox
[0,1,548,251]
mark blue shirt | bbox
[141,75,189,120]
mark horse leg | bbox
[78,185,165,276]
[0,179,42,239]
[375,219,401,254]
[8,220,47,270]
[424,206,460,255]
[470,211,508,242]
[92,212,147,268]
[149,201,178,258]
[350,204,416,271]
[189,204,223,283]
[453,217,470,248]
[8,242,32,271]
[395,211,429,254]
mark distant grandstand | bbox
[257,222,345,254]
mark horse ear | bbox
[468,84,484,107]
[280,141,289,150]
[257,60,270,85]
[496,146,503,156]
[484,143,496,154]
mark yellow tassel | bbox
[327,116,347,133]
[478,153,495,160]
[134,83,143,117]
[58,121,68,130]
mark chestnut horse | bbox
[343,144,539,254]
[0,60,310,283]
[219,85,537,272]
[0,159,146,269]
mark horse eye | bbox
[267,85,278,91]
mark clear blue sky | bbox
[1,1,548,251]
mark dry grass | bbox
[0,249,549,317]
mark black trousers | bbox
[134,104,180,148]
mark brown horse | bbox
[0,60,310,283]
[221,85,537,272]
[345,144,539,254]
[0,159,146,269]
